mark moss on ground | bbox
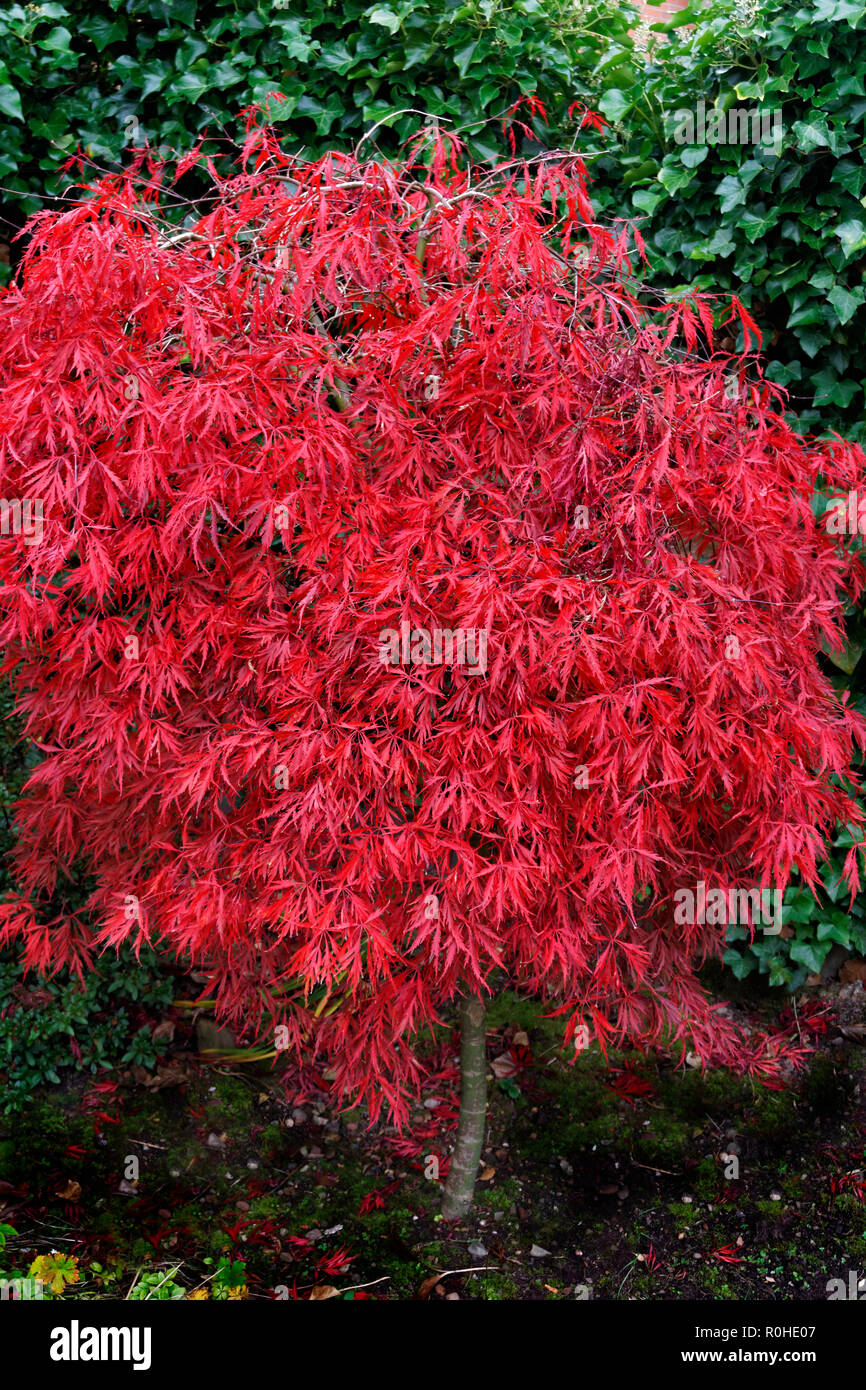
[1,990,866,1299]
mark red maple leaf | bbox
[709,1242,745,1265]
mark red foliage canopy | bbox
[1,115,864,1119]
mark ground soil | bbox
[2,972,866,1301]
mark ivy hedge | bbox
[7,0,866,440]
[584,0,866,441]
[0,0,631,240]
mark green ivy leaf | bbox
[715,174,747,212]
[789,938,831,974]
[632,186,666,214]
[0,84,23,122]
[367,7,402,34]
[165,71,211,104]
[816,919,852,945]
[78,15,127,51]
[208,61,245,89]
[598,88,632,122]
[657,162,694,194]
[835,218,866,258]
[681,144,708,168]
[721,949,753,978]
[454,42,480,78]
[828,283,864,323]
[38,25,73,54]
[821,625,864,666]
[792,115,832,151]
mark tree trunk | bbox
[441,995,487,1219]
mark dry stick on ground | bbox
[315,1275,391,1297]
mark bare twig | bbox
[308,306,352,412]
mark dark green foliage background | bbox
[584,0,866,440]
[6,0,866,435]
[0,0,631,226]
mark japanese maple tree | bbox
[1,109,865,1218]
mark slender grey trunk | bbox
[441,995,487,1219]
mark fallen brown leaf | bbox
[145,1063,192,1090]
